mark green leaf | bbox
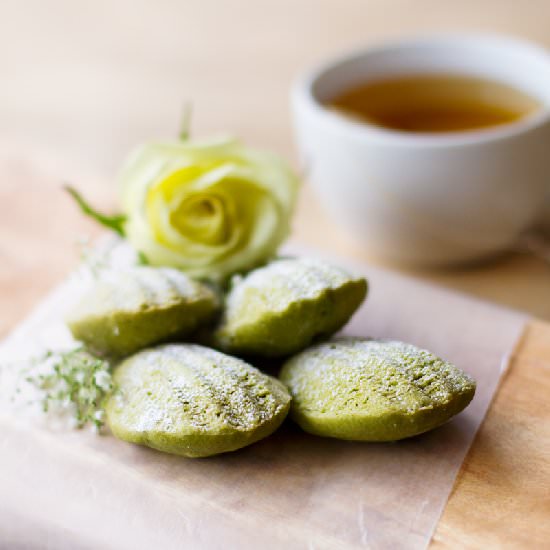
[64,185,126,236]
[137,250,150,265]
[179,101,193,141]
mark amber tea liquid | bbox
[328,74,542,133]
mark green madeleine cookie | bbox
[106,344,291,457]
[66,267,219,357]
[213,258,367,357]
[279,338,476,441]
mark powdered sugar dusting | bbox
[282,337,476,415]
[226,258,362,314]
[69,266,215,318]
[110,344,290,436]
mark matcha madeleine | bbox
[213,258,367,357]
[106,344,291,457]
[280,338,476,441]
[66,267,219,357]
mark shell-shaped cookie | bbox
[66,267,219,357]
[106,344,291,457]
[213,258,367,357]
[279,337,476,441]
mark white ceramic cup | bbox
[292,34,550,266]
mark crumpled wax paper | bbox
[0,240,527,550]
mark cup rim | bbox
[292,32,550,148]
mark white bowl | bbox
[292,34,550,266]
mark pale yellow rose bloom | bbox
[119,138,300,280]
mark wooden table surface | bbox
[1,1,550,548]
[1,0,550,320]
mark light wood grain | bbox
[1,0,550,321]
[432,320,550,549]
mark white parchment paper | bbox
[0,241,527,550]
